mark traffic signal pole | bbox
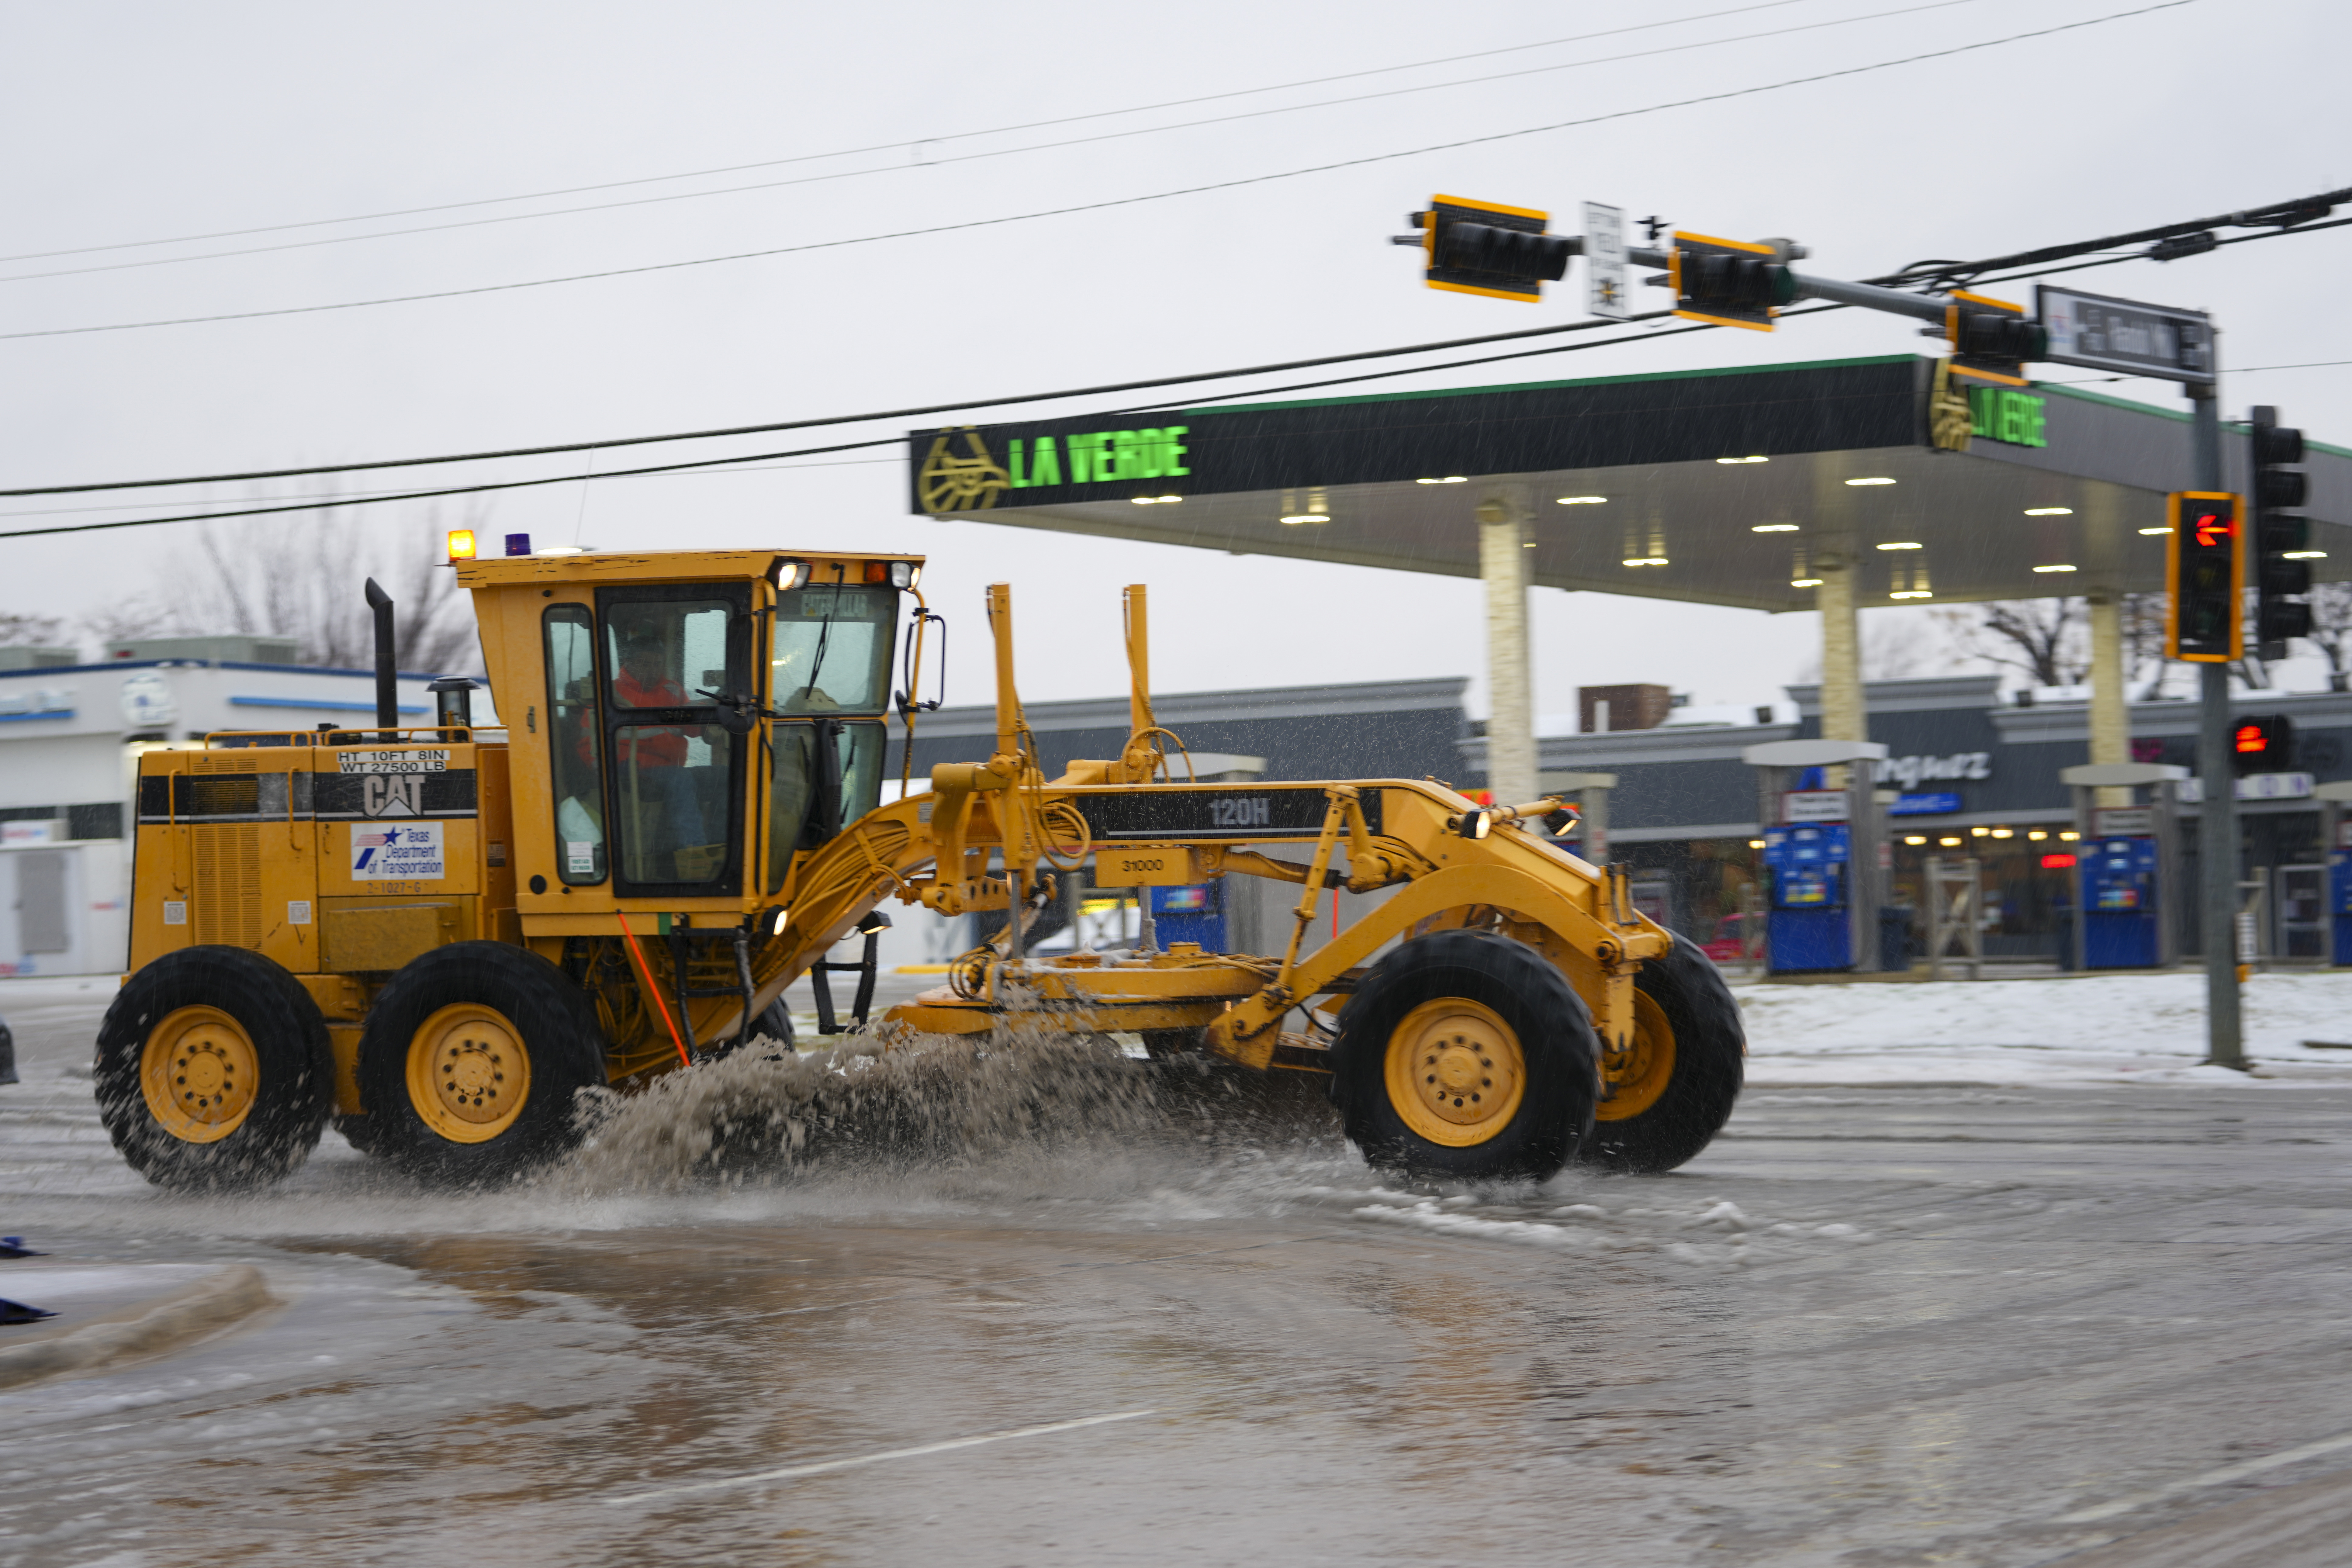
[2188,381,2246,1068]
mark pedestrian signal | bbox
[2231,714,2294,773]
[2164,491,2243,663]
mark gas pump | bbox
[1149,881,1226,950]
[1742,739,1890,975]
[1760,823,1852,969]
[2317,781,2352,966]
[2060,763,2186,971]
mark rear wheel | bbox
[357,942,607,1183]
[95,946,332,1190]
[1584,933,1743,1172]
[1330,929,1597,1182]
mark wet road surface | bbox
[5,976,2352,1566]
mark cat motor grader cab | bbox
[96,545,1743,1189]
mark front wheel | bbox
[1583,933,1744,1172]
[356,942,607,1183]
[1330,929,1597,1182]
[94,946,332,1190]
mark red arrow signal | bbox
[2196,511,2232,547]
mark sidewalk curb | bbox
[0,1265,274,1390]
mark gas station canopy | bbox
[908,355,2352,612]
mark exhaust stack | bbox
[363,578,396,740]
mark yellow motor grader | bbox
[96,545,1742,1189]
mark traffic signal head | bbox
[2164,490,2243,663]
[2250,405,2312,658]
[2231,714,2293,774]
[1414,196,1573,302]
[1668,233,1790,330]
[1946,291,2047,386]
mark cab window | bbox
[765,720,887,894]
[770,581,897,715]
[598,591,749,894]
[541,606,606,885]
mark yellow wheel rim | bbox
[1597,989,1677,1121]
[405,1003,532,1144]
[1383,997,1527,1148]
[139,1005,261,1144]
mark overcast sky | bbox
[4,0,2347,719]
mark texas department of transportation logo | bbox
[916,427,1009,515]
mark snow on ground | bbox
[1733,968,2352,1087]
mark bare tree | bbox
[2120,592,2173,696]
[86,506,484,673]
[0,610,68,648]
[1936,597,2085,688]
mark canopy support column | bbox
[2087,592,2132,808]
[1478,497,1536,808]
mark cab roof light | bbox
[776,559,812,591]
[890,561,921,589]
[865,561,891,584]
[445,529,477,562]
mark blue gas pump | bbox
[2078,837,2161,968]
[1150,882,1225,950]
[1762,824,1852,972]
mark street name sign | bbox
[2037,285,2215,384]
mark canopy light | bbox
[2285,550,2328,559]
[775,559,813,591]
[1939,837,1963,847]
[1130,494,1184,505]
[2139,526,2174,535]
[1622,556,1669,567]
[445,529,477,561]
[1876,541,1923,551]
[2060,831,2081,841]
[1555,495,1607,505]
[1752,523,1800,533]
[1889,589,1935,600]
[1280,513,1330,525]
[1846,476,1897,486]
[2032,564,2078,573]
[2024,506,2074,516]
[2028,830,2049,841]
[1716,456,1769,465]
[1748,838,1766,848]
[1904,835,1926,845]
[1791,576,1824,588]
[890,561,920,589]
[1416,476,1469,485]
[1990,828,2014,838]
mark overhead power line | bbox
[0,0,1985,287]
[9,210,2343,543]
[0,0,2192,345]
[0,0,1818,266]
[5,178,2344,523]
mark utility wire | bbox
[0,0,1985,286]
[5,170,2340,518]
[12,208,2336,544]
[0,0,1817,266]
[0,0,2193,346]
[0,437,904,541]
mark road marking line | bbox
[2056,1430,2352,1522]
[609,1409,1159,1505]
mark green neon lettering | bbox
[2022,396,2046,448]
[1030,435,1062,487]
[1136,427,1164,481]
[1163,425,1190,476]
[1066,433,1093,485]
[1111,429,1139,480]
[1009,438,1028,488]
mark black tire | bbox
[94,946,332,1191]
[1584,933,1744,1173]
[756,998,795,1046]
[1329,929,1598,1182]
[356,941,608,1184]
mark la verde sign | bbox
[913,424,1193,514]
[1969,387,2046,448]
